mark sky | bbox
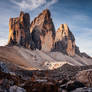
[0,0,92,56]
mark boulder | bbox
[9,85,26,92]
[30,9,55,51]
[60,81,85,92]
[55,24,75,56]
[76,69,92,87]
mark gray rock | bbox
[76,69,92,87]
[0,61,9,73]
[9,85,26,92]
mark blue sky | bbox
[0,0,92,56]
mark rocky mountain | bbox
[7,9,87,57]
[4,9,91,67]
[30,9,55,51]
[55,24,75,56]
[5,9,91,68]
[8,11,34,48]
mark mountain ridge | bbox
[7,9,91,57]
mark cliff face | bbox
[30,9,55,51]
[55,24,75,56]
[7,10,78,56]
[8,11,32,48]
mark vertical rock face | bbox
[7,9,82,57]
[30,9,55,51]
[55,24,75,56]
[8,11,31,48]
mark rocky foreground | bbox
[1,61,92,92]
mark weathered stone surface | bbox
[76,69,92,87]
[30,9,55,51]
[8,11,32,48]
[72,87,92,92]
[55,24,75,56]
[9,85,26,92]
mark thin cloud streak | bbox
[45,0,58,7]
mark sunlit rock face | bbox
[55,24,75,56]
[8,11,31,48]
[7,9,83,56]
[30,9,55,51]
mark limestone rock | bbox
[55,24,75,56]
[30,9,55,51]
[7,9,91,58]
[8,11,32,48]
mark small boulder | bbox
[9,85,26,92]
[76,69,92,87]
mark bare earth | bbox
[0,46,92,70]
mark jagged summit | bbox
[30,9,53,33]
[8,11,31,48]
[39,9,51,18]
[55,24,75,56]
[30,9,55,51]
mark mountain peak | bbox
[30,9,55,51]
[8,11,31,48]
[7,9,90,57]
[42,9,51,17]
[55,24,75,56]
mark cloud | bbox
[0,39,8,46]
[73,27,92,56]
[76,37,92,56]
[10,0,58,11]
